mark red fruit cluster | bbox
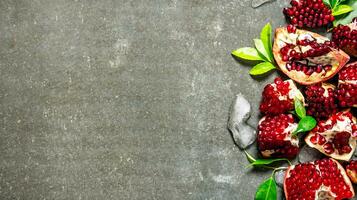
[332,18,357,57]
[260,78,295,115]
[304,83,338,119]
[337,62,357,107]
[257,114,299,158]
[284,159,354,200]
[283,0,334,28]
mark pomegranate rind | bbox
[338,62,357,108]
[347,168,357,184]
[284,158,355,200]
[305,110,357,161]
[273,27,350,85]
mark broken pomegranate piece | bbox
[260,78,304,115]
[257,114,299,158]
[283,0,334,28]
[346,160,357,184]
[337,62,357,108]
[305,83,338,120]
[332,18,357,57]
[305,110,357,161]
[284,158,355,200]
[273,27,350,85]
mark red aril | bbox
[332,18,357,58]
[337,62,357,108]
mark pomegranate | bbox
[305,110,357,161]
[260,78,304,115]
[257,114,299,158]
[346,160,357,184]
[304,83,338,119]
[283,0,334,28]
[284,158,355,200]
[337,62,357,108]
[273,27,350,85]
[332,18,357,57]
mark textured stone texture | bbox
[0,0,293,199]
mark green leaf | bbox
[294,98,306,119]
[331,0,338,8]
[254,39,272,62]
[249,62,276,75]
[334,0,357,26]
[323,0,331,7]
[232,47,265,61]
[260,23,274,62]
[244,150,257,163]
[292,116,317,136]
[333,4,353,16]
[255,177,277,200]
[249,158,291,167]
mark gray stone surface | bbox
[0,0,292,199]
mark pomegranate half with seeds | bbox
[284,158,355,200]
[305,83,338,119]
[337,62,357,108]
[257,114,299,158]
[260,78,304,115]
[346,160,357,184]
[332,18,357,57]
[305,110,357,161]
[273,27,350,85]
[283,0,334,28]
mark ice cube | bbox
[274,169,286,188]
[251,0,276,8]
[298,145,324,163]
[228,93,256,149]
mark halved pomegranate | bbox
[305,110,357,161]
[305,83,338,119]
[284,158,355,200]
[332,18,357,57]
[337,62,357,108]
[257,114,299,158]
[260,77,304,115]
[346,160,357,184]
[273,26,350,85]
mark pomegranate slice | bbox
[305,110,357,161]
[346,160,357,184]
[273,27,350,85]
[305,83,338,120]
[284,158,355,200]
[337,62,357,108]
[260,77,304,115]
[283,0,334,28]
[332,18,357,57]
[257,114,299,158]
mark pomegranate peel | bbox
[346,160,357,184]
[305,110,357,161]
[273,27,350,85]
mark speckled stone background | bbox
[0,0,301,199]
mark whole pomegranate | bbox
[346,160,357,184]
[257,114,299,158]
[260,78,304,115]
[305,110,357,161]
[284,158,355,200]
[283,0,334,28]
[273,27,350,85]
[305,83,338,119]
[332,18,357,57]
[337,62,357,108]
